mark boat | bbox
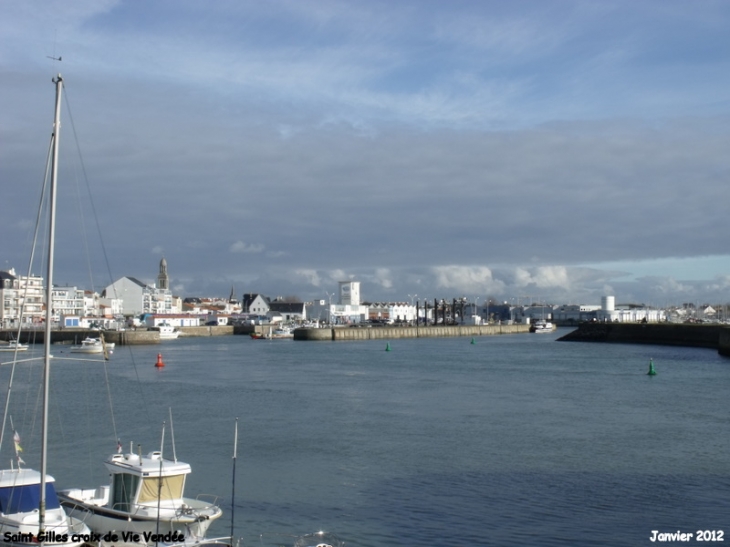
[250,332,268,340]
[0,73,93,547]
[270,327,293,339]
[294,531,344,547]
[59,446,223,543]
[530,320,556,333]
[154,323,181,340]
[0,341,29,352]
[69,336,115,354]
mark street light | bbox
[325,292,333,325]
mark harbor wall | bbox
[294,324,530,341]
[558,322,730,355]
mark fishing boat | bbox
[530,320,556,333]
[0,74,93,547]
[69,336,115,354]
[270,327,293,339]
[58,444,223,543]
[0,341,29,352]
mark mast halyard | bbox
[39,73,63,541]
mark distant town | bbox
[0,258,724,331]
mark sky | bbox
[2,0,730,307]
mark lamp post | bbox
[325,292,333,325]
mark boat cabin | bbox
[0,468,62,514]
[104,451,191,512]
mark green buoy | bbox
[470,337,476,344]
[647,358,657,376]
[385,343,391,352]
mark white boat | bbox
[156,323,181,340]
[271,326,293,339]
[69,336,115,354]
[530,320,556,333]
[0,341,29,352]
[293,531,344,547]
[59,448,223,543]
[0,73,92,547]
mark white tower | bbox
[338,281,360,306]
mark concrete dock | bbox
[294,323,530,340]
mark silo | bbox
[601,296,615,312]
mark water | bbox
[3,330,729,546]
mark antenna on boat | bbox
[159,420,166,455]
[230,417,239,543]
[169,407,177,462]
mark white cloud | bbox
[230,241,265,254]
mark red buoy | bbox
[155,353,165,368]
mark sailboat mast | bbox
[39,73,63,539]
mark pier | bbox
[558,322,730,357]
[293,323,530,341]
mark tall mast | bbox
[40,73,63,540]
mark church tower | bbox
[157,257,169,290]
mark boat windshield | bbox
[138,474,185,503]
[0,483,61,513]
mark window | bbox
[111,473,140,512]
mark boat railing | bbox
[193,493,221,508]
[64,515,93,535]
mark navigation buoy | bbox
[155,353,165,368]
[647,358,656,376]
[385,343,391,352]
[470,337,476,345]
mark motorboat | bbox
[0,468,90,545]
[530,320,556,333]
[59,448,223,543]
[0,73,93,547]
[69,336,115,354]
[155,323,181,340]
[0,341,29,352]
[293,531,344,547]
[271,327,293,339]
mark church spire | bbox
[157,257,169,290]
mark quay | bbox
[0,326,235,346]
[558,322,730,357]
[293,323,530,340]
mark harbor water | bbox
[3,329,729,546]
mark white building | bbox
[103,276,172,316]
[365,302,416,323]
[0,269,45,328]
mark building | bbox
[103,276,172,316]
[0,268,45,328]
[242,294,270,315]
[268,301,307,322]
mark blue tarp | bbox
[0,483,61,513]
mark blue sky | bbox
[2,0,730,306]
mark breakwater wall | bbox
[1,329,159,345]
[558,322,730,356]
[294,323,530,341]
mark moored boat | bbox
[0,341,29,352]
[69,336,115,354]
[530,320,556,333]
[59,447,223,544]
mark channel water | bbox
[4,329,729,546]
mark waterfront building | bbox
[364,302,416,323]
[103,276,172,316]
[242,293,270,315]
[269,301,307,322]
[0,268,44,328]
